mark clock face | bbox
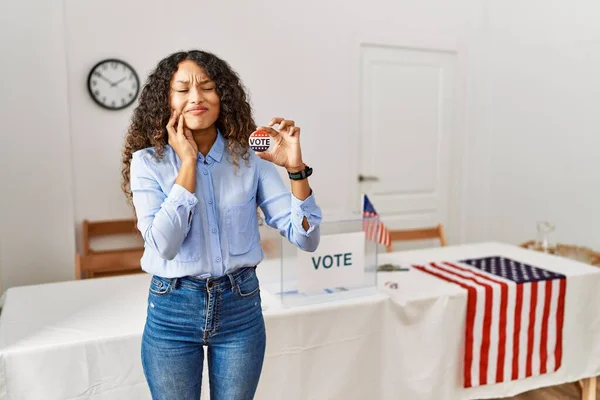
[87,59,140,110]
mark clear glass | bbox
[263,212,380,307]
[534,221,556,254]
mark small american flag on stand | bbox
[413,256,566,388]
[362,194,391,249]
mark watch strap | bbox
[288,165,313,180]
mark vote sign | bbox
[249,130,271,152]
[296,232,365,293]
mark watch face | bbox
[87,59,140,110]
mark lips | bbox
[186,106,208,114]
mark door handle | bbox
[358,174,379,182]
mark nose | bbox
[189,86,204,104]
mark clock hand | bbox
[96,73,115,86]
[111,77,126,87]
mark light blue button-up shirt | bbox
[130,131,322,278]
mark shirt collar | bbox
[206,129,225,163]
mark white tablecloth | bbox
[377,242,600,400]
[0,265,388,400]
[1,242,599,400]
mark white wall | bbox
[2,0,484,290]
[481,0,600,248]
[63,0,482,250]
[0,0,76,289]
[2,0,598,291]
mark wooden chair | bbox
[386,224,447,252]
[75,249,144,279]
[75,218,144,279]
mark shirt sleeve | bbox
[256,158,322,252]
[130,151,198,260]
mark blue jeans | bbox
[141,266,266,400]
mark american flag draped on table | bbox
[413,256,567,388]
[362,194,391,249]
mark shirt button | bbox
[208,199,213,204]
[203,170,208,175]
[216,257,221,262]
[212,228,217,234]
[302,206,307,211]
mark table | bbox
[1,242,599,400]
[0,264,388,400]
[377,242,600,400]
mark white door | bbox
[357,44,460,248]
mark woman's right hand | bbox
[167,111,198,163]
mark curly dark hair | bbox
[121,50,256,204]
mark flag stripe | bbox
[532,281,545,376]
[496,278,508,382]
[555,278,566,370]
[503,280,516,383]
[511,281,523,380]
[546,279,559,372]
[480,281,493,386]
[443,260,510,382]
[540,280,552,373]
[430,262,495,386]
[526,282,538,377]
[517,283,528,379]
[414,265,477,388]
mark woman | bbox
[121,50,322,400]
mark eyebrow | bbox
[174,79,213,84]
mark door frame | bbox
[350,36,468,245]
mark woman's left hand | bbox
[254,117,305,172]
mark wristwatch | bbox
[288,165,313,180]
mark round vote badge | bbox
[249,130,271,152]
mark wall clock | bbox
[87,59,140,110]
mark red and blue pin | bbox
[249,130,271,152]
